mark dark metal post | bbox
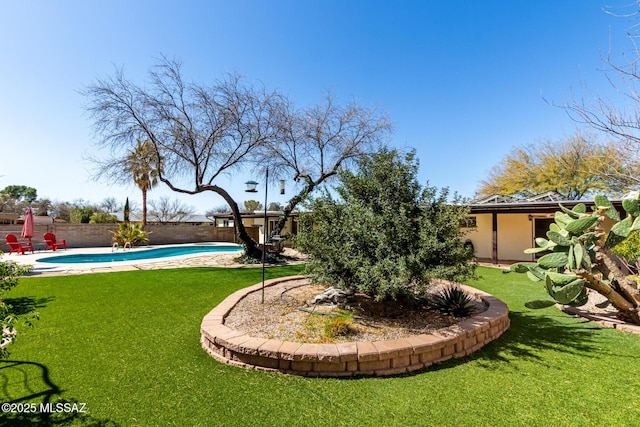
[262,168,268,303]
[492,212,498,265]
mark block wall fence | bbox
[0,224,258,248]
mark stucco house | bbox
[464,191,624,265]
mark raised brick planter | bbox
[200,276,510,377]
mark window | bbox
[462,216,477,228]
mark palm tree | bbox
[123,140,160,225]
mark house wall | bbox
[463,214,493,260]
[464,213,535,263]
[497,214,534,262]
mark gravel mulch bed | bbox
[224,279,488,343]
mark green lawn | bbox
[1,265,640,426]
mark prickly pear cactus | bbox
[511,194,640,324]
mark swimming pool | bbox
[37,245,243,264]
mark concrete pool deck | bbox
[2,242,260,276]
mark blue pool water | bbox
[37,245,243,264]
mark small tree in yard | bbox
[296,148,476,302]
[511,193,640,324]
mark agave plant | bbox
[429,286,476,317]
[511,194,640,324]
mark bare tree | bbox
[256,93,392,236]
[84,57,282,258]
[99,197,120,213]
[207,205,231,214]
[557,2,640,188]
[148,196,195,223]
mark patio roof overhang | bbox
[468,199,624,215]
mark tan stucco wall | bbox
[462,214,493,260]
[464,213,535,262]
[497,214,535,262]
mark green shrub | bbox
[69,207,93,223]
[296,148,476,302]
[612,230,640,274]
[110,222,150,246]
[89,212,119,223]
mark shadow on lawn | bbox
[3,296,55,316]
[433,310,621,372]
[0,360,119,427]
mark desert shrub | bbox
[110,222,150,246]
[296,148,476,302]
[323,312,353,339]
[297,311,354,342]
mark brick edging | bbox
[200,276,510,377]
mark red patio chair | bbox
[43,232,66,251]
[5,234,34,255]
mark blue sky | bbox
[1,1,635,214]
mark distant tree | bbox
[296,148,475,302]
[69,207,93,224]
[89,139,159,225]
[31,198,53,216]
[100,197,120,213]
[267,202,283,211]
[256,93,392,236]
[148,197,195,223]
[1,185,37,203]
[243,200,263,213]
[477,132,630,200]
[50,201,73,222]
[124,197,130,222]
[0,185,37,213]
[208,205,231,214]
[84,57,281,259]
[89,212,119,223]
[124,140,160,226]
